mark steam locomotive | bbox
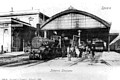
[28,36,61,60]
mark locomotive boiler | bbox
[28,36,61,60]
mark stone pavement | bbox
[37,57,107,67]
[0,51,28,58]
[100,51,120,66]
[37,51,120,67]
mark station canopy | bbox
[41,7,110,30]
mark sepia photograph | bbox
[0,0,117,80]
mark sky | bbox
[0,0,118,33]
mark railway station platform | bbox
[0,51,28,58]
[100,51,120,66]
[0,51,120,66]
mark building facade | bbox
[0,10,49,53]
[0,18,36,53]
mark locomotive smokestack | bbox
[36,23,40,36]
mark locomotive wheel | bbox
[39,54,42,60]
[29,52,35,60]
[29,54,34,60]
[29,52,32,60]
[29,55,32,60]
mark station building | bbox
[41,7,111,50]
[0,18,36,52]
[0,10,49,53]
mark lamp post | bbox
[1,29,4,54]
[78,30,81,46]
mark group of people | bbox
[66,41,96,61]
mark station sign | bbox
[0,24,9,28]
[11,24,23,27]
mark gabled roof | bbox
[110,34,120,45]
[109,33,119,43]
[11,18,31,26]
[0,10,49,19]
[0,18,31,27]
[41,8,111,29]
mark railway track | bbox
[0,54,42,67]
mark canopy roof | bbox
[41,8,110,30]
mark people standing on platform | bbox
[81,45,90,60]
[79,44,85,58]
[75,46,80,58]
[87,40,95,62]
[91,42,95,60]
[85,40,95,60]
[67,44,72,61]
